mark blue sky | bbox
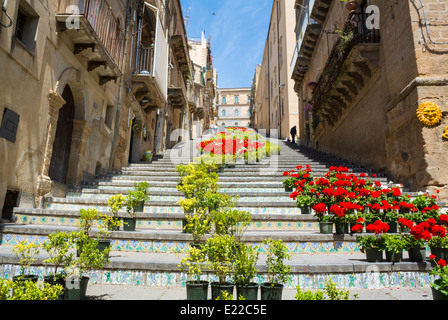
[180,0,273,89]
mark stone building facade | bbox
[188,32,218,139]
[290,0,448,199]
[0,0,201,218]
[254,0,300,139]
[217,88,251,128]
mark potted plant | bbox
[233,243,260,300]
[383,234,405,263]
[210,209,251,243]
[357,220,389,262]
[428,226,448,262]
[313,203,333,234]
[125,182,150,231]
[330,203,350,235]
[178,246,210,300]
[12,241,40,283]
[296,194,314,215]
[184,210,211,246]
[429,255,448,300]
[76,208,112,257]
[65,231,110,300]
[282,174,296,192]
[108,194,126,231]
[42,231,75,297]
[402,233,427,263]
[261,239,291,300]
[203,235,236,300]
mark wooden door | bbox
[49,85,75,185]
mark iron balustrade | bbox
[57,0,125,71]
[311,11,380,113]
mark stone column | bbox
[35,90,66,207]
[66,119,91,186]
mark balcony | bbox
[311,12,381,126]
[131,4,168,111]
[187,83,197,114]
[171,33,191,76]
[290,0,333,90]
[56,0,125,85]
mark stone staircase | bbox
[0,140,440,291]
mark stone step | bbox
[0,223,368,255]
[0,242,434,290]
[11,209,318,232]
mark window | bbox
[222,97,226,104]
[235,96,239,104]
[222,110,226,117]
[14,2,39,53]
[235,109,239,117]
[105,105,115,129]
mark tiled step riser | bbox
[67,189,290,202]
[0,232,360,255]
[0,263,434,290]
[68,188,288,198]
[13,213,319,232]
[40,204,301,214]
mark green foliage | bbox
[126,183,150,217]
[210,209,251,241]
[383,234,404,254]
[42,231,75,276]
[203,235,236,285]
[78,208,100,236]
[178,246,208,283]
[108,194,126,217]
[0,278,64,300]
[184,210,211,243]
[263,239,291,286]
[72,232,110,276]
[357,235,385,253]
[295,279,357,301]
[233,244,259,286]
[12,241,40,276]
[295,285,325,300]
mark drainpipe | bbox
[0,0,13,28]
[109,0,132,171]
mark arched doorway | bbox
[49,85,75,184]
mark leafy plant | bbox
[178,246,209,283]
[70,231,110,277]
[203,235,236,285]
[12,241,40,277]
[0,278,64,300]
[184,210,211,243]
[210,209,251,242]
[126,182,150,217]
[296,195,315,208]
[295,279,357,300]
[357,235,385,253]
[178,198,197,214]
[42,231,75,278]
[233,244,259,286]
[383,234,404,254]
[108,194,126,217]
[263,239,291,286]
[430,256,448,297]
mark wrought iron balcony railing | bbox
[57,0,125,71]
[312,11,380,114]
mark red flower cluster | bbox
[197,138,266,156]
[398,218,414,228]
[312,203,328,214]
[410,219,447,241]
[366,220,390,234]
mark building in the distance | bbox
[217,88,252,128]
[253,0,299,140]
